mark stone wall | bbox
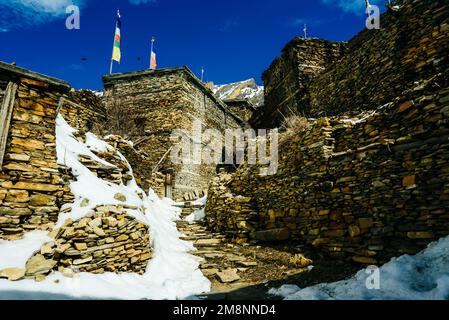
[206,76,449,264]
[60,90,107,135]
[224,99,256,122]
[26,205,152,278]
[257,0,449,127]
[0,64,71,240]
[103,67,243,200]
[252,38,346,128]
[0,63,108,241]
[309,0,449,117]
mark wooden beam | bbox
[0,82,18,171]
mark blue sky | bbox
[0,0,385,89]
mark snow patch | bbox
[185,196,207,223]
[0,231,51,270]
[269,236,449,300]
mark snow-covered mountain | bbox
[213,79,264,107]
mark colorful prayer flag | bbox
[150,51,157,70]
[112,12,121,63]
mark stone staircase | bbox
[175,200,260,287]
[175,201,205,219]
[175,200,314,296]
[177,219,257,284]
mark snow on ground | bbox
[185,196,207,223]
[192,196,207,207]
[269,236,449,300]
[0,231,51,270]
[0,114,210,300]
[185,208,205,224]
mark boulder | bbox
[216,269,241,283]
[25,254,56,276]
[0,268,26,281]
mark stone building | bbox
[102,66,245,200]
[0,61,154,275]
[251,38,347,128]
[206,0,449,264]
[256,0,449,128]
[0,61,108,240]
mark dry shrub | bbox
[279,115,310,147]
[106,102,141,139]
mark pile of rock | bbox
[42,205,150,276]
[0,205,151,281]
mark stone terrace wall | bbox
[0,70,70,240]
[20,123,153,279]
[60,90,107,134]
[103,68,243,200]
[252,38,346,128]
[308,0,449,117]
[206,78,449,264]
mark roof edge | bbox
[102,66,247,126]
[0,61,70,90]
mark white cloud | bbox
[321,0,382,14]
[0,0,85,31]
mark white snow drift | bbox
[269,236,449,300]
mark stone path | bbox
[175,201,317,297]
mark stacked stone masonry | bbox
[257,0,449,127]
[0,64,70,240]
[206,78,449,264]
[252,38,346,128]
[0,63,109,241]
[223,99,256,123]
[27,206,152,277]
[103,67,244,200]
[309,0,449,117]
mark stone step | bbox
[195,239,222,247]
[200,263,219,269]
[191,250,224,255]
